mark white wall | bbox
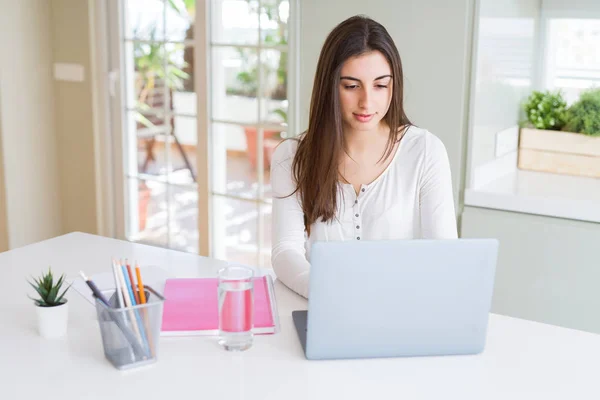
[0,0,63,248]
[51,0,99,236]
[0,93,8,252]
[299,0,476,206]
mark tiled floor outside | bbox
[132,140,274,268]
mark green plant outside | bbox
[228,0,288,102]
[166,0,289,137]
[133,24,190,129]
[168,0,195,17]
[563,88,600,137]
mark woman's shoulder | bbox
[270,137,301,171]
[402,125,448,157]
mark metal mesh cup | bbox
[95,286,164,370]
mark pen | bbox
[79,271,110,305]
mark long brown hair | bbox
[291,15,411,236]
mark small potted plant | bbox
[518,89,600,178]
[243,126,283,170]
[28,268,71,339]
[243,107,287,171]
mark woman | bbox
[271,15,457,298]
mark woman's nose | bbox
[358,88,371,109]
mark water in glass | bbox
[218,266,254,351]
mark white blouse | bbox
[270,125,458,298]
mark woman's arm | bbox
[419,133,458,239]
[270,141,311,298]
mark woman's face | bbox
[338,50,393,133]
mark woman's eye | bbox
[376,85,388,89]
[344,85,358,89]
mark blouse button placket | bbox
[354,185,366,241]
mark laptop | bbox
[292,238,499,360]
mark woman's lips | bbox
[353,113,374,123]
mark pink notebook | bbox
[160,275,279,336]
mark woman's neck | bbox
[343,122,389,155]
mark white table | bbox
[1,232,600,399]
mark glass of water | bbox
[217,264,254,351]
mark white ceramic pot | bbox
[36,301,69,339]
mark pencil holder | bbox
[94,286,164,370]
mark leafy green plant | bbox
[167,0,196,91]
[131,24,189,129]
[523,90,567,130]
[228,48,260,97]
[168,0,195,17]
[271,107,287,124]
[133,27,189,96]
[563,88,600,136]
[28,268,70,307]
[226,0,288,99]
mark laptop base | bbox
[292,310,308,355]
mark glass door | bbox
[108,0,296,267]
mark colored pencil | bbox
[116,264,144,347]
[135,264,147,304]
[135,263,154,357]
[111,259,125,308]
[121,263,150,355]
[126,260,140,305]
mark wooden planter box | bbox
[518,128,600,178]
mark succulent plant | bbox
[28,268,70,307]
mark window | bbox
[544,19,600,104]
